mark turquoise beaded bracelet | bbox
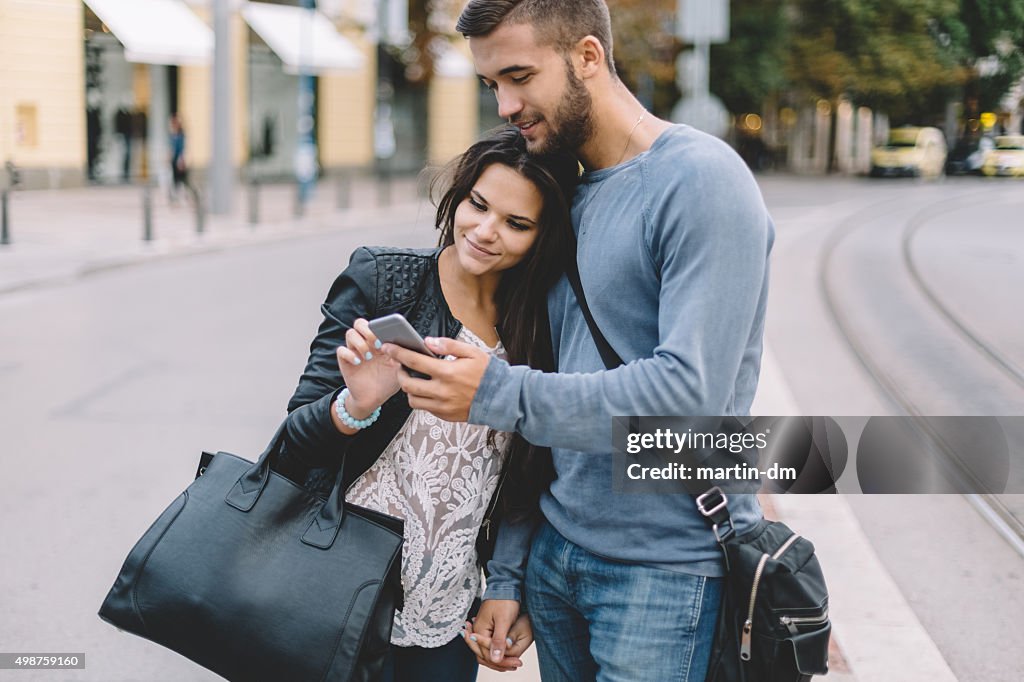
[335,388,382,430]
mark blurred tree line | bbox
[395,0,1024,125]
[710,0,1024,124]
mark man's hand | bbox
[461,599,528,672]
[381,337,490,422]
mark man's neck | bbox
[576,83,671,171]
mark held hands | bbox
[381,337,490,422]
[335,318,401,419]
[461,600,532,672]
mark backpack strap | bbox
[565,240,736,543]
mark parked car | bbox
[945,135,994,175]
[981,135,1024,177]
[870,126,947,178]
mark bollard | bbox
[1,189,9,246]
[190,185,205,234]
[143,183,153,242]
[377,168,392,208]
[335,172,350,211]
[248,178,260,226]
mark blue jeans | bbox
[525,520,722,682]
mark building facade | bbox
[0,0,478,190]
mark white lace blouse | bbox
[344,327,509,648]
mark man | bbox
[383,1,773,679]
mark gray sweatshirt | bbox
[471,125,775,602]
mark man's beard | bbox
[527,63,593,155]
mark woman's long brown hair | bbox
[431,126,579,521]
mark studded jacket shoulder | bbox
[277,246,462,492]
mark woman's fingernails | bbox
[506,638,514,646]
[352,357,361,366]
[365,351,373,361]
[469,635,477,642]
[374,339,382,349]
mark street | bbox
[1,174,1022,680]
[759,174,1024,682]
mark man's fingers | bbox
[382,344,448,375]
[423,336,482,359]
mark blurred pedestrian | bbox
[115,102,132,183]
[276,127,579,681]
[383,1,774,680]
[169,113,189,203]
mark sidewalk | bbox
[2,184,957,681]
[0,175,434,295]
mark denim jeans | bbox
[525,520,722,682]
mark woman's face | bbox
[451,163,543,277]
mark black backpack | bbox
[566,259,832,681]
[699,488,831,681]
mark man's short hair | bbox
[456,0,617,76]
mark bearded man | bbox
[383,2,775,680]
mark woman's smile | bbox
[464,236,498,258]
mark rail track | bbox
[818,183,1024,557]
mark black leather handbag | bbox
[98,423,404,682]
[565,257,831,681]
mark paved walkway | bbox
[0,175,434,295]
[2,181,961,682]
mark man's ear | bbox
[573,35,606,80]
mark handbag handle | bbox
[225,417,349,549]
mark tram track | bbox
[818,183,1024,558]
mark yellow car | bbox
[981,135,1024,177]
[870,126,947,178]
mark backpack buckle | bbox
[697,487,735,543]
[696,487,728,517]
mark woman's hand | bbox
[334,318,400,422]
[462,607,532,672]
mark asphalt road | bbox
[0,222,432,681]
[758,174,1024,682]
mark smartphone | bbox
[367,313,436,378]
[368,314,437,357]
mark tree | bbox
[607,0,681,118]
[939,0,1024,113]
[709,0,790,115]
[786,0,965,123]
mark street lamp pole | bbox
[373,0,397,201]
[211,0,234,215]
[295,0,318,214]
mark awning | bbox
[83,0,213,66]
[241,2,366,75]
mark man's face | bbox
[470,22,593,155]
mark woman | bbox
[276,128,577,681]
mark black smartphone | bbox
[367,313,437,378]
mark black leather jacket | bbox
[276,245,506,566]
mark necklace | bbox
[615,112,646,166]
[578,111,648,243]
